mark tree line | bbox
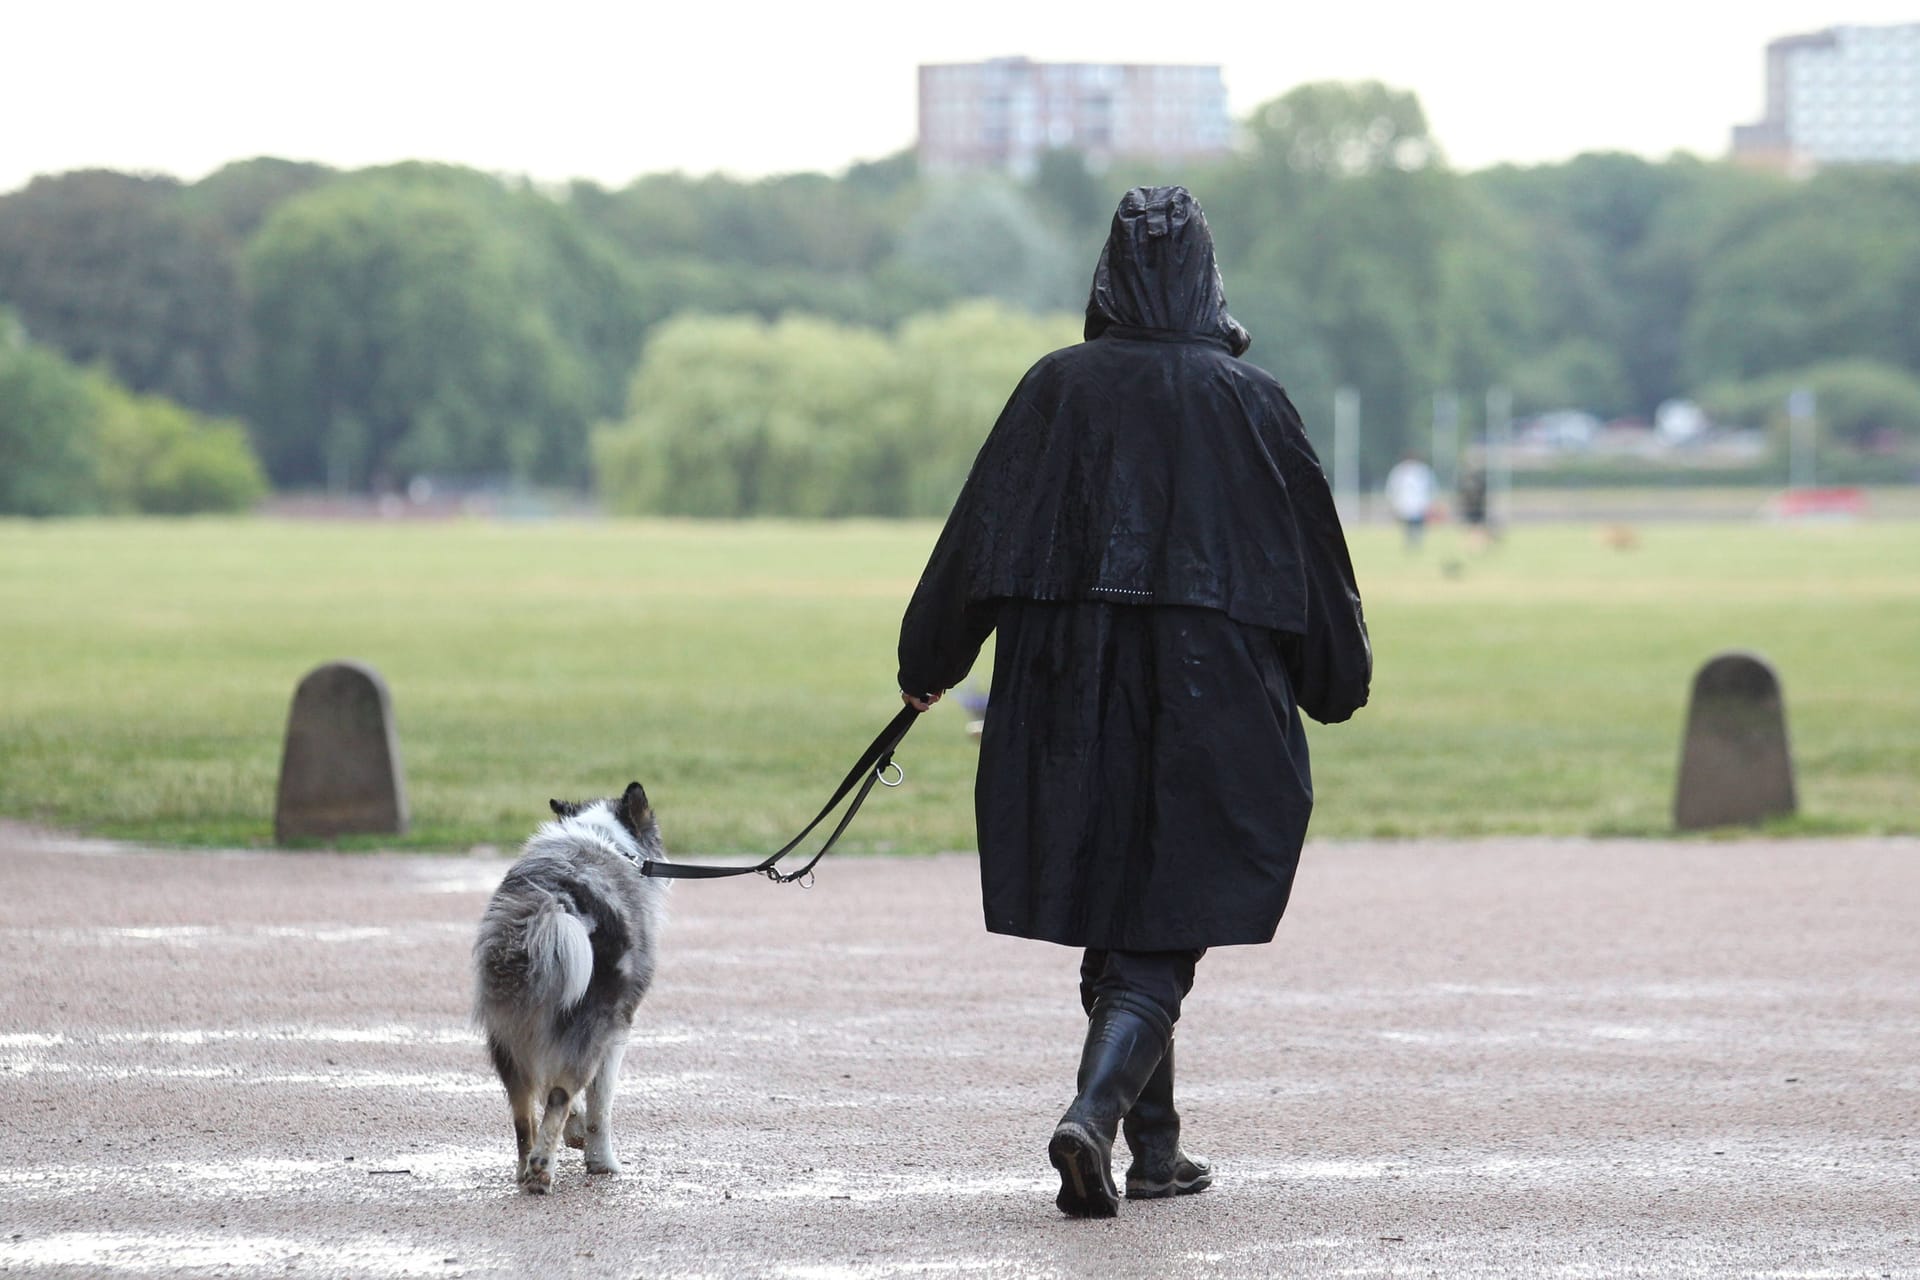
[3,81,1918,516]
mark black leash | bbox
[640,705,922,885]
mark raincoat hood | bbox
[1084,185,1251,356]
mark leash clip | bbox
[877,759,904,788]
[764,864,818,889]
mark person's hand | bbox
[902,689,944,712]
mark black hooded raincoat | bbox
[897,186,1370,951]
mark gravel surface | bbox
[1,822,1915,1278]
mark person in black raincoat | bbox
[896,185,1371,1218]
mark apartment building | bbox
[1732,23,1920,169]
[919,57,1232,177]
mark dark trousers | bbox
[1079,947,1206,1026]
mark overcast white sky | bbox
[5,1,1915,194]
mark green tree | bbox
[1469,154,1784,417]
[1208,82,1455,475]
[594,304,1080,517]
[897,182,1082,314]
[1241,80,1442,182]
[892,302,1084,513]
[1684,171,1919,387]
[595,314,901,517]
[1435,191,1536,414]
[1212,261,1340,448]
[622,254,952,335]
[842,149,921,202]
[571,171,896,275]
[1028,148,1111,246]
[0,170,244,415]
[0,330,101,515]
[245,169,599,489]
[184,157,337,244]
[1507,339,1632,418]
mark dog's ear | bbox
[549,799,581,819]
[619,781,652,830]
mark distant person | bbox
[895,186,1371,1219]
[1457,463,1491,549]
[1383,453,1437,550]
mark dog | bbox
[472,782,668,1193]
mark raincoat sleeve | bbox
[1271,396,1371,724]
[896,510,997,697]
[896,368,1046,697]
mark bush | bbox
[1698,359,1920,450]
[0,323,267,516]
[92,382,268,514]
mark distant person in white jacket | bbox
[1384,454,1436,550]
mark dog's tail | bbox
[523,897,593,1011]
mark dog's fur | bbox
[472,782,668,1193]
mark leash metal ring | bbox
[877,761,905,788]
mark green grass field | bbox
[1,516,1915,852]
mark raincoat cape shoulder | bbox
[899,187,1370,724]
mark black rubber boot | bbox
[1049,994,1171,1218]
[1122,1038,1214,1198]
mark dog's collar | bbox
[560,812,647,868]
[597,836,643,867]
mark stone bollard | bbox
[1673,651,1797,832]
[274,661,409,843]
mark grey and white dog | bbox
[472,782,668,1193]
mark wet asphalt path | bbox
[0,823,1915,1278]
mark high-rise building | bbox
[1732,23,1920,170]
[918,57,1232,178]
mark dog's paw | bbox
[564,1111,587,1150]
[584,1151,624,1177]
[520,1154,554,1194]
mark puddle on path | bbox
[779,1263,1073,1280]
[0,1057,496,1093]
[408,862,510,895]
[0,1231,461,1276]
[1,1146,501,1198]
[1373,1022,1705,1047]
[1,1025,474,1049]
[1,1024,695,1050]
[19,923,471,948]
